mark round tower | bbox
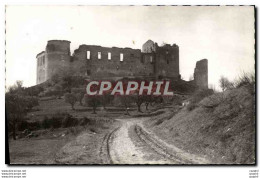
[45,40,71,80]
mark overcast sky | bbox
[6,6,255,89]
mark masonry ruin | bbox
[36,40,208,89]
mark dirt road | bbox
[100,118,210,164]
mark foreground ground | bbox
[9,85,255,164]
[9,115,210,164]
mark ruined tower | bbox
[194,59,208,89]
[153,43,179,79]
[141,40,180,80]
[36,40,71,84]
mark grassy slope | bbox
[9,97,123,164]
[145,86,255,164]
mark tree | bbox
[85,95,101,114]
[132,94,145,112]
[119,95,134,115]
[6,94,28,140]
[71,88,85,105]
[6,81,39,140]
[8,80,24,95]
[219,76,234,92]
[143,95,152,110]
[64,93,77,110]
[100,91,114,109]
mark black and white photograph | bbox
[4,5,255,168]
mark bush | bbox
[187,89,214,111]
[41,116,52,129]
[219,76,234,91]
[62,114,79,128]
[25,97,39,111]
[18,120,41,131]
[79,117,92,126]
[192,89,214,103]
[17,120,29,131]
[187,102,197,111]
[235,72,255,88]
[172,95,183,106]
[42,113,79,129]
[51,113,65,128]
[71,88,85,105]
[25,85,44,96]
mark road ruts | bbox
[107,120,175,164]
[99,119,209,164]
[134,124,210,164]
[99,127,119,164]
[134,125,192,164]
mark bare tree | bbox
[219,76,234,92]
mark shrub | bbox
[51,113,65,128]
[192,89,214,103]
[41,116,52,129]
[187,89,214,111]
[79,117,92,126]
[62,114,79,128]
[64,93,77,110]
[235,72,255,88]
[18,120,42,131]
[219,76,234,91]
[187,102,197,111]
[25,97,39,111]
[172,95,183,106]
[42,113,79,129]
[28,121,41,130]
[17,120,29,131]
[71,88,85,105]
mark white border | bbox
[1,1,258,178]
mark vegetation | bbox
[71,88,85,106]
[64,93,77,110]
[187,89,214,111]
[85,95,101,114]
[219,76,234,91]
[6,81,39,140]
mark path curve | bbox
[101,118,210,164]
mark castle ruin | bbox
[36,40,208,89]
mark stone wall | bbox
[71,45,155,79]
[36,51,46,84]
[194,59,208,89]
[36,39,181,84]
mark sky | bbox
[5,6,255,90]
